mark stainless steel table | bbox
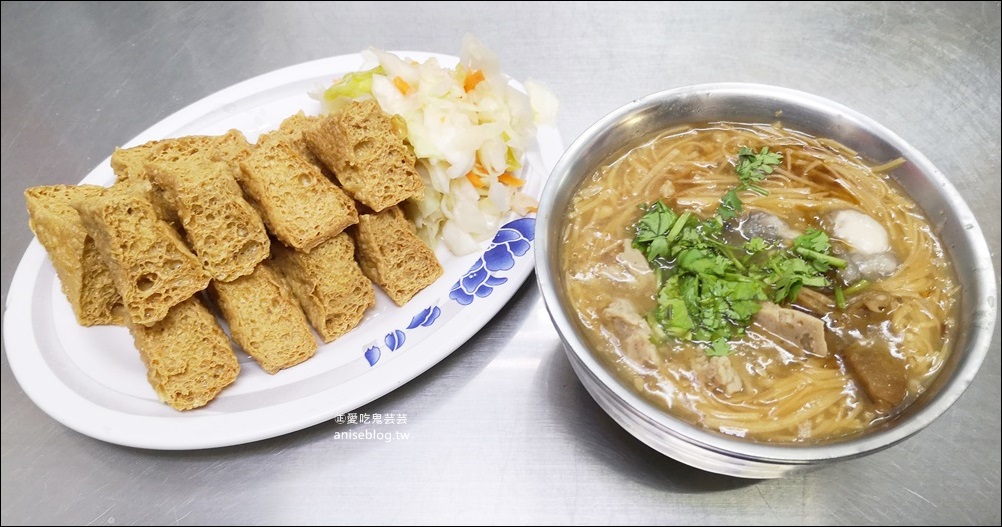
[3,2,999,524]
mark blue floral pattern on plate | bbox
[364,346,381,366]
[364,217,535,366]
[384,330,406,351]
[449,217,535,305]
[407,306,442,329]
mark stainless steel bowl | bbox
[534,83,997,478]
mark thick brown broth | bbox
[560,123,957,443]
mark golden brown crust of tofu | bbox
[256,111,326,172]
[210,263,317,374]
[146,156,269,282]
[271,233,375,343]
[25,184,124,326]
[111,130,252,181]
[128,296,239,410]
[304,99,423,212]
[76,185,210,326]
[111,146,182,225]
[237,141,358,252]
[354,206,443,306]
[110,130,253,224]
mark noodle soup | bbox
[560,122,958,443]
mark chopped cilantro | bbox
[735,146,783,186]
[792,228,847,271]
[633,201,676,261]
[708,338,732,357]
[716,146,783,220]
[717,188,743,222]
[844,279,870,295]
[765,251,829,304]
[633,147,844,356]
[634,200,768,355]
[834,285,847,310]
[744,237,768,253]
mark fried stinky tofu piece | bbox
[210,263,317,374]
[304,99,423,212]
[110,130,252,224]
[256,111,326,172]
[128,296,239,410]
[354,206,443,306]
[238,141,358,252]
[271,233,374,343]
[110,130,252,183]
[25,184,124,326]
[145,156,269,282]
[76,185,209,326]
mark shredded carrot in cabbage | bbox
[393,76,412,95]
[464,69,485,92]
[498,172,525,187]
[466,172,486,188]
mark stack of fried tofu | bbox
[25,100,443,411]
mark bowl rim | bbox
[535,82,998,464]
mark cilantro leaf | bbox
[707,338,732,357]
[736,146,783,184]
[744,237,768,253]
[647,237,669,262]
[677,248,730,276]
[716,146,782,221]
[792,228,830,253]
[792,228,847,271]
[717,188,743,221]
[633,200,689,262]
[634,201,675,243]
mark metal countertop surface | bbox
[2,2,999,525]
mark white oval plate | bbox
[4,52,563,450]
